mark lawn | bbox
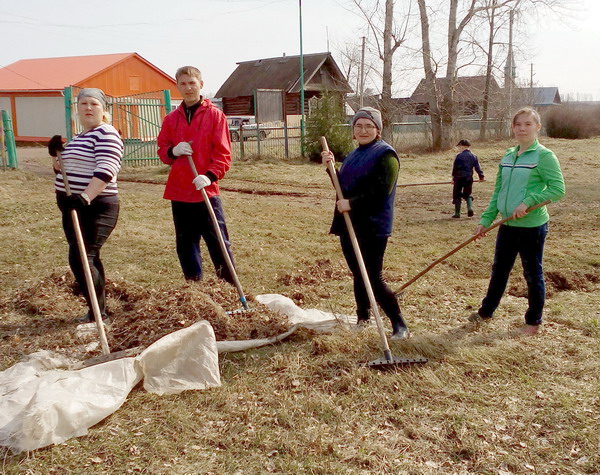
[1,137,598,473]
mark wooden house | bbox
[215,52,352,120]
[0,53,180,141]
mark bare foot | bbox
[518,324,540,335]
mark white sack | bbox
[0,320,220,452]
[139,320,220,395]
[216,295,354,353]
[256,293,355,331]
[0,355,141,453]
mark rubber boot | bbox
[452,203,461,218]
[391,313,410,340]
[467,197,474,217]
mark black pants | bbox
[452,178,474,204]
[339,232,405,330]
[171,197,235,284]
[57,193,119,316]
[479,223,548,325]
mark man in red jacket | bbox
[157,65,236,283]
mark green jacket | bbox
[480,140,565,228]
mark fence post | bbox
[0,117,6,171]
[239,123,245,159]
[1,110,18,169]
[163,90,172,113]
[64,87,73,141]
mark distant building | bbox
[0,53,180,141]
[514,87,561,109]
[409,75,502,117]
[215,52,352,120]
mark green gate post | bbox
[1,110,18,169]
[163,90,172,113]
[64,87,73,141]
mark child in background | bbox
[452,139,485,218]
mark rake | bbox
[395,200,552,297]
[186,155,251,315]
[56,152,111,355]
[320,137,427,370]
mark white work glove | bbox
[193,174,211,190]
[173,142,193,157]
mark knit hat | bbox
[352,107,383,131]
[77,88,108,109]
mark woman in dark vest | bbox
[321,107,409,340]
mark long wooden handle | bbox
[320,137,394,361]
[396,199,552,294]
[57,152,110,355]
[187,156,249,310]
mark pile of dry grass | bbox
[277,258,349,286]
[276,258,350,305]
[1,270,291,356]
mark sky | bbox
[1,0,599,100]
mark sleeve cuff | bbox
[205,171,218,183]
[167,146,176,159]
[522,197,536,207]
[93,171,113,183]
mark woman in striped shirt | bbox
[50,88,123,323]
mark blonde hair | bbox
[176,66,202,82]
[102,111,112,124]
[512,107,541,125]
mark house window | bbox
[129,76,140,91]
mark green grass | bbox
[1,137,599,473]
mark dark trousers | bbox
[452,178,474,204]
[479,223,548,325]
[57,193,119,316]
[171,197,235,284]
[339,233,405,330]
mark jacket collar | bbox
[508,138,539,156]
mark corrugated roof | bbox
[215,52,352,97]
[0,53,138,91]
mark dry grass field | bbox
[1,137,599,474]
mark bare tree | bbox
[418,0,526,149]
[351,0,411,142]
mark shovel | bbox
[320,137,427,370]
[395,199,552,296]
[57,152,110,355]
[186,155,250,314]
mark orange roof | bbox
[0,53,155,91]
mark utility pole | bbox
[505,8,515,113]
[359,36,366,108]
[299,0,305,157]
[530,63,534,88]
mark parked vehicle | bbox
[227,116,270,141]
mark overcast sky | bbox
[1,0,598,100]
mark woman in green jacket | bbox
[469,107,565,334]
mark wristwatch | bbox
[80,192,91,205]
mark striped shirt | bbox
[54,123,123,195]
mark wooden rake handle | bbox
[395,199,552,294]
[186,156,249,310]
[57,152,110,355]
[320,137,395,361]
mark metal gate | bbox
[65,87,172,166]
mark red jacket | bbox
[157,99,231,202]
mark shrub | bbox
[305,91,354,162]
[545,106,600,139]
